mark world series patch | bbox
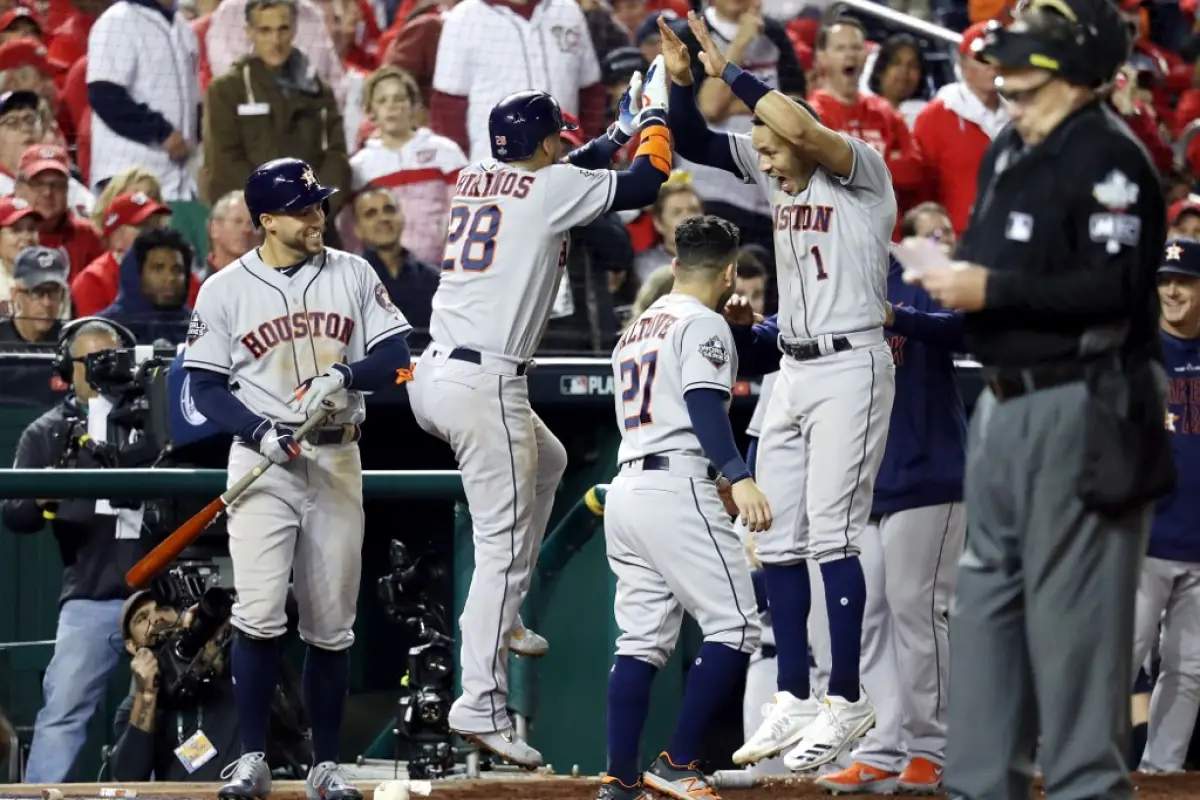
[186,311,208,345]
[699,335,729,368]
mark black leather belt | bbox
[781,335,851,362]
[448,347,529,376]
[640,454,719,481]
[303,424,360,446]
[986,361,1088,402]
[761,644,777,659]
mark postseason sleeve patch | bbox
[699,335,729,368]
[186,311,208,345]
[374,283,401,317]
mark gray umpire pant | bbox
[944,381,1153,800]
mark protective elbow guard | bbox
[635,123,672,176]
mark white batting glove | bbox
[608,56,670,146]
[609,70,645,145]
[259,423,301,465]
[292,363,350,416]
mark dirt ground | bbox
[5,774,1200,799]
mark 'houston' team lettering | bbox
[240,311,356,359]
[454,170,535,200]
[773,204,834,233]
[617,312,678,348]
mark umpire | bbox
[908,0,1175,798]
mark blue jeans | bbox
[24,598,124,783]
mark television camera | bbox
[146,563,235,710]
[377,540,455,779]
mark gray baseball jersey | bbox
[430,159,617,358]
[728,132,896,340]
[612,293,738,464]
[183,247,412,426]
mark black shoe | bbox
[642,752,720,799]
[306,761,363,800]
[595,776,651,799]
[218,752,272,800]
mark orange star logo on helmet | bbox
[301,167,317,188]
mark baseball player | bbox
[406,71,675,766]
[599,215,769,800]
[183,158,414,800]
[1129,238,1200,772]
[660,12,897,769]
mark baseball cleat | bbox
[595,776,653,799]
[896,757,943,794]
[783,693,876,772]
[461,727,544,769]
[306,761,362,800]
[642,752,721,799]
[217,752,272,800]
[815,762,900,795]
[733,690,820,765]
[509,627,549,657]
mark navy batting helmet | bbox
[488,91,578,162]
[244,157,338,229]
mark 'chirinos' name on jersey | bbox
[618,312,677,347]
[454,170,535,200]
[240,311,356,359]
[773,203,834,232]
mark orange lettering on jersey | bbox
[773,204,834,233]
[239,312,356,360]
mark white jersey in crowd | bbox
[612,293,738,465]
[349,128,468,264]
[87,0,200,199]
[728,132,895,340]
[429,159,616,359]
[431,0,602,161]
[183,247,412,427]
[0,172,94,218]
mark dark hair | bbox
[867,33,928,100]
[736,248,767,279]
[133,227,194,271]
[816,15,866,51]
[901,201,951,238]
[674,215,740,274]
[245,0,297,23]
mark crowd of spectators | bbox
[0,0,1193,352]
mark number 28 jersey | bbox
[612,294,739,465]
[429,158,617,360]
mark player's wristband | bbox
[721,63,770,111]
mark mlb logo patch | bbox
[561,375,589,395]
[1005,212,1033,242]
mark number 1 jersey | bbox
[429,158,617,359]
[612,293,739,465]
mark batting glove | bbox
[293,363,351,416]
[608,56,670,145]
[259,423,301,465]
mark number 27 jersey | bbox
[612,294,739,465]
[429,158,617,360]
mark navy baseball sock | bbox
[667,643,750,766]
[303,644,351,764]
[763,562,811,698]
[606,656,658,787]
[821,557,866,702]
[231,632,282,755]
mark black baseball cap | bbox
[1159,238,1200,278]
[602,46,650,86]
[0,89,38,117]
[13,245,68,289]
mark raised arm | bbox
[686,11,854,179]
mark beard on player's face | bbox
[271,207,326,257]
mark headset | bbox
[52,316,139,384]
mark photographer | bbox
[1,317,156,783]
[109,590,239,782]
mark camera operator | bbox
[110,590,237,782]
[0,317,156,783]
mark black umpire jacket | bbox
[956,100,1166,368]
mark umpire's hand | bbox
[259,423,302,465]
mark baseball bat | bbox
[125,412,331,590]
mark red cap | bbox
[102,191,171,236]
[0,37,64,75]
[0,195,40,226]
[959,21,990,57]
[0,8,40,32]
[560,111,584,148]
[18,143,67,178]
[1169,195,1200,226]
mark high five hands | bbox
[657,11,733,82]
